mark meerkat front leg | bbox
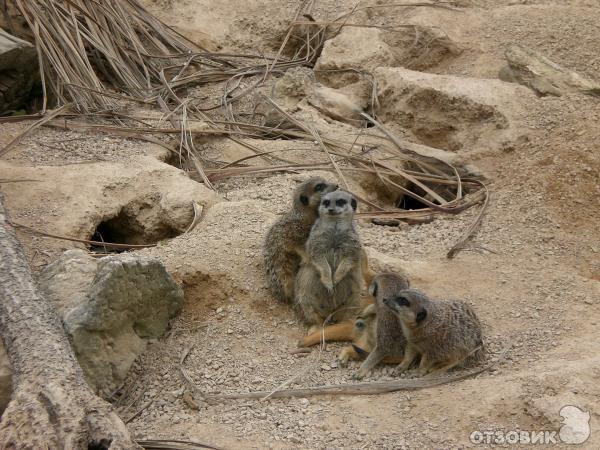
[417,352,431,377]
[311,256,333,292]
[352,345,387,380]
[395,344,418,373]
[332,256,358,285]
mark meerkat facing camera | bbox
[295,191,363,331]
[263,177,338,303]
[384,289,485,376]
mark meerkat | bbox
[295,191,363,330]
[263,177,338,303]
[336,303,377,366]
[352,272,410,380]
[384,289,485,377]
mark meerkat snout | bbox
[319,191,357,217]
[384,294,427,324]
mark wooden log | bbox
[0,195,141,449]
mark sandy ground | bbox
[1,0,600,449]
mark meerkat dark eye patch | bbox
[335,199,347,207]
[351,198,357,211]
[393,296,410,307]
[322,199,330,207]
[314,183,325,192]
[300,195,309,205]
[355,319,366,329]
[416,308,427,323]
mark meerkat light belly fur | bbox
[295,191,363,328]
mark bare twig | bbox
[10,220,156,249]
[447,182,490,259]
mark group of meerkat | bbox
[264,177,485,379]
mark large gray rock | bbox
[38,250,183,397]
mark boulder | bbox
[315,25,461,88]
[374,67,534,154]
[315,27,397,88]
[38,249,184,397]
[256,66,367,127]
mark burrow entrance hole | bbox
[357,171,480,227]
[90,198,184,253]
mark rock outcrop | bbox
[38,250,184,396]
[374,67,534,154]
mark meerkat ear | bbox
[351,198,357,211]
[416,308,427,323]
[299,195,309,206]
[368,280,378,297]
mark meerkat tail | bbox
[360,248,375,286]
[299,321,355,347]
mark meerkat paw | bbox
[351,371,365,381]
[337,356,349,368]
[418,367,431,377]
[336,349,352,367]
[333,271,345,285]
[393,363,411,376]
[318,273,334,292]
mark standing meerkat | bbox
[295,191,363,330]
[384,289,485,376]
[263,177,338,303]
[352,272,409,380]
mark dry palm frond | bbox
[11,0,203,112]
[3,0,489,252]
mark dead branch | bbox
[204,363,493,401]
[446,182,490,259]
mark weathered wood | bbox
[0,195,140,449]
[0,28,38,115]
[204,363,494,401]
